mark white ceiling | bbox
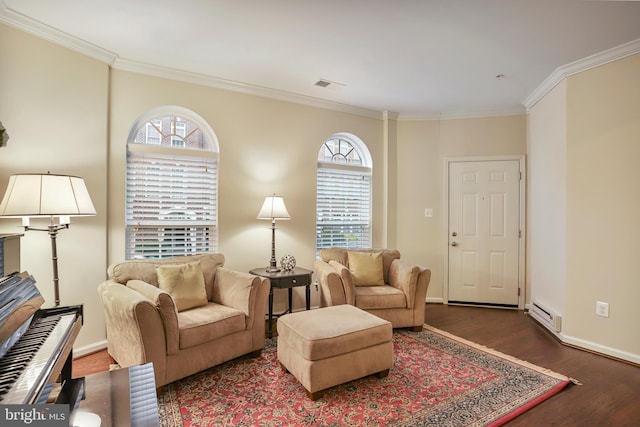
[2,0,640,119]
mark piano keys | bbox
[0,310,81,404]
[0,271,160,426]
[0,272,84,409]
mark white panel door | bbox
[448,160,520,306]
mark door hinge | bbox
[518,229,521,238]
[518,288,521,296]
[519,172,522,180]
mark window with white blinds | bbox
[316,134,372,255]
[126,112,218,259]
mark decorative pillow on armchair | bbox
[347,251,386,286]
[156,261,208,312]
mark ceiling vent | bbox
[314,80,331,88]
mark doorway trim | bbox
[443,155,526,309]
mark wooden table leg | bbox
[268,286,274,338]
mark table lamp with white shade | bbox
[256,195,290,273]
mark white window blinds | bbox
[316,163,371,253]
[126,144,217,259]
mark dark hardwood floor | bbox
[72,348,114,378]
[74,304,640,425]
[425,304,640,426]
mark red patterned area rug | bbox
[157,325,570,426]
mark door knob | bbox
[451,231,457,237]
[451,242,458,246]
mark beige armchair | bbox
[314,248,431,331]
[97,253,269,387]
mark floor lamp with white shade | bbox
[0,173,96,306]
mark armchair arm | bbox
[213,267,269,350]
[314,260,352,306]
[126,279,180,355]
[415,268,431,307]
[388,259,422,309]
[97,281,167,381]
[328,260,356,305]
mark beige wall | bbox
[527,54,640,362]
[396,119,442,298]
[0,24,109,350]
[108,70,384,314]
[527,80,568,315]
[396,116,527,301]
[564,54,640,359]
[382,115,399,249]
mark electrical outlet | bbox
[424,208,433,218]
[595,301,609,318]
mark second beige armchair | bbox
[314,248,431,331]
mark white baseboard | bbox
[74,340,107,358]
[524,304,640,365]
[426,297,444,304]
[559,333,640,365]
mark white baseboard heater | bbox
[528,301,562,333]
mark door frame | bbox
[443,155,526,309]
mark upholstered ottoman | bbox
[277,304,393,400]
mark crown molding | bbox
[5,0,636,122]
[382,111,399,120]
[111,58,382,119]
[0,0,521,123]
[0,0,380,120]
[522,38,640,110]
[398,106,526,121]
[440,107,526,120]
[0,0,117,64]
[396,112,443,121]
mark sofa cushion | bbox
[213,267,260,317]
[319,248,401,284]
[156,261,208,312]
[177,302,246,349]
[107,253,225,301]
[319,247,349,266]
[347,251,385,286]
[355,285,407,310]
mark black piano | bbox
[0,272,83,408]
[0,272,160,426]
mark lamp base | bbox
[24,223,67,307]
[266,219,281,273]
[266,257,280,273]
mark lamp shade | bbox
[0,173,96,218]
[256,195,290,220]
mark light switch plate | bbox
[424,208,433,218]
[595,301,609,318]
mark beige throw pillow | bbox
[347,251,386,286]
[156,261,208,312]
